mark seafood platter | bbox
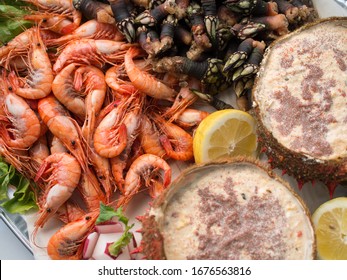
[0,0,347,260]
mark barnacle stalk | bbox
[232,41,265,81]
[201,0,219,44]
[109,0,136,42]
[223,38,254,72]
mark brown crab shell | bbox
[141,157,316,260]
[251,17,347,190]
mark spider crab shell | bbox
[251,17,347,195]
[141,157,316,260]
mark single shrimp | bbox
[46,19,124,47]
[46,211,98,260]
[173,108,209,129]
[52,63,86,121]
[0,77,41,149]
[75,65,107,144]
[93,95,136,158]
[124,47,177,101]
[138,114,166,158]
[117,154,171,208]
[24,14,80,35]
[23,0,82,32]
[152,113,194,161]
[8,27,53,99]
[53,39,133,73]
[34,152,81,230]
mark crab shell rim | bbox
[141,156,317,260]
[251,16,347,184]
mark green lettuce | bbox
[0,157,38,214]
[0,0,33,45]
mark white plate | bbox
[1,0,347,260]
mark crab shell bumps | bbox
[141,158,316,260]
[252,17,347,190]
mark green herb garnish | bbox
[0,157,38,214]
[97,202,134,257]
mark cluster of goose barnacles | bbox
[73,0,317,110]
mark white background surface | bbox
[0,0,346,261]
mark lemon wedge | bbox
[312,197,347,260]
[193,109,258,164]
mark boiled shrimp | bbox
[53,39,133,73]
[23,0,82,32]
[46,211,98,260]
[173,108,209,129]
[52,63,86,121]
[46,19,124,47]
[124,47,177,101]
[34,152,81,230]
[8,27,53,99]
[93,95,136,158]
[75,65,107,144]
[153,113,194,161]
[24,14,80,35]
[0,77,41,149]
[138,114,166,158]
[117,154,171,208]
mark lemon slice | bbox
[193,109,258,164]
[312,197,347,260]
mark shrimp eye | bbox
[37,43,41,47]
[8,86,12,91]
[42,18,47,22]
[47,208,52,213]
[71,140,76,146]
[85,216,91,220]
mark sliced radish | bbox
[95,223,123,234]
[83,232,99,259]
[92,232,124,260]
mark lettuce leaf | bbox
[0,0,32,44]
[0,157,38,214]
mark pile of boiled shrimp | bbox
[0,1,212,260]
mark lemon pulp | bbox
[312,197,347,260]
[193,109,257,164]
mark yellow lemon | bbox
[312,197,347,260]
[193,109,258,164]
